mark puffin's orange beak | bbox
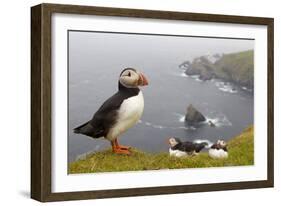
[166,138,171,145]
[138,72,149,86]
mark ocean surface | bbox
[68,31,254,163]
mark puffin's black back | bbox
[211,143,228,152]
[73,84,140,138]
[171,141,207,153]
[194,142,208,153]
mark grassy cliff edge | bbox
[69,126,254,174]
[184,50,254,88]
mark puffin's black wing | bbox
[179,141,195,152]
[210,143,219,150]
[177,141,207,153]
[73,91,134,138]
[73,120,99,137]
[194,142,208,153]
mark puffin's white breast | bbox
[169,148,188,157]
[106,91,144,140]
[208,148,228,159]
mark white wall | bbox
[0,0,279,205]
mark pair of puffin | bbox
[168,137,228,159]
[74,68,148,155]
[168,137,208,157]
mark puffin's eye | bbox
[128,72,131,77]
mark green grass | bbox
[185,50,254,88]
[69,126,254,174]
[215,50,254,87]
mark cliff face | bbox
[182,50,254,89]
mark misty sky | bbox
[69,31,254,76]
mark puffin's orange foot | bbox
[114,139,131,150]
[118,145,131,150]
[113,148,131,155]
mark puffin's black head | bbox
[119,68,148,90]
[217,140,227,149]
[167,137,182,147]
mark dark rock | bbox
[208,120,216,127]
[185,67,200,76]
[213,53,222,59]
[179,61,191,68]
[199,70,214,81]
[185,104,206,125]
[184,58,216,80]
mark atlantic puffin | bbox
[74,68,148,155]
[208,140,228,159]
[168,137,208,157]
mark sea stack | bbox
[185,104,206,125]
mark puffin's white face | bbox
[217,140,227,148]
[119,69,148,88]
[168,137,180,147]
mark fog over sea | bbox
[68,31,254,163]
